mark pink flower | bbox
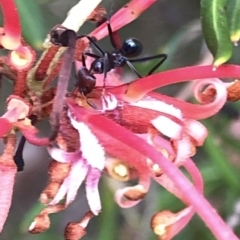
[59,64,239,239]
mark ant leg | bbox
[106,20,118,50]
[80,90,98,109]
[128,53,167,75]
[82,53,87,67]
[102,52,111,90]
[126,61,143,78]
[83,52,101,60]
[78,35,104,55]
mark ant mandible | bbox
[76,19,167,98]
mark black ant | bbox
[75,20,167,100]
[50,18,167,110]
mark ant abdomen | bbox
[120,38,143,57]
[77,67,96,95]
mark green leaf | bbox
[15,0,46,50]
[227,0,240,44]
[201,0,233,67]
[203,120,240,192]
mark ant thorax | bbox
[111,51,127,68]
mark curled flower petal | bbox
[5,95,31,121]
[151,207,194,240]
[151,116,183,139]
[29,205,65,234]
[29,213,50,234]
[115,174,150,208]
[9,45,35,70]
[0,96,31,138]
[184,119,208,146]
[47,147,81,163]
[172,136,196,164]
[192,78,227,118]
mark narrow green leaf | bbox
[201,0,233,67]
[15,0,46,50]
[203,120,240,192]
[227,0,240,44]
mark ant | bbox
[75,19,167,102]
[50,17,167,108]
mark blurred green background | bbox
[1,0,240,239]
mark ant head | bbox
[77,67,96,95]
[90,59,104,74]
[120,38,143,57]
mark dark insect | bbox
[14,115,38,171]
[50,20,167,108]
[75,19,168,99]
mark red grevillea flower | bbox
[42,63,240,240]
[59,93,204,238]
[2,0,240,238]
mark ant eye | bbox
[121,38,143,57]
